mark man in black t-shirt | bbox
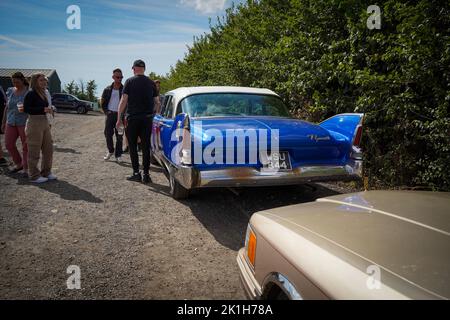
[116,59,160,183]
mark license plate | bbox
[261,151,292,171]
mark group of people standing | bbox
[0,59,159,185]
[0,72,56,183]
[101,59,160,183]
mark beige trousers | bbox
[25,115,53,180]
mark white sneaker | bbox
[31,176,49,183]
[103,152,113,160]
[46,173,57,180]
[116,157,123,163]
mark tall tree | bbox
[86,80,97,102]
[64,80,78,95]
[77,79,87,100]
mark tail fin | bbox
[320,113,364,160]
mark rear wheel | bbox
[77,106,86,114]
[169,173,190,200]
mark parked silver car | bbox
[237,190,450,299]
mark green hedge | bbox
[162,0,450,191]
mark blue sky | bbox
[0,0,244,96]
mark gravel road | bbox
[0,111,359,299]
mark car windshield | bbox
[179,93,291,117]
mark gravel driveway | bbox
[0,111,359,299]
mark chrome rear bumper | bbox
[198,163,361,188]
[164,157,362,190]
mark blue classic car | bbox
[151,87,363,199]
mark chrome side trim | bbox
[262,273,302,300]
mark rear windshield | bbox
[178,93,291,117]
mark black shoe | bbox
[142,174,152,184]
[9,166,23,173]
[0,158,8,166]
[127,172,142,182]
[123,147,129,153]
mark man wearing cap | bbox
[116,59,159,183]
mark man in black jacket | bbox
[101,68,124,162]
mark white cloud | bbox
[99,0,170,15]
[165,23,208,35]
[180,0,227,14]
[0,34,39,49]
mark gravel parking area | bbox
[0,112,359,299]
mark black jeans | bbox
[127,116,152,175]
[104,111,123,158]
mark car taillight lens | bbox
[181,148,191,165]
[353,125,362,147]
[245,225,257,268]
[177,116,192,165]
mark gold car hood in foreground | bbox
[256,190,450,299]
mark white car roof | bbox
[163,86,280,118]
[166,86,279,100]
